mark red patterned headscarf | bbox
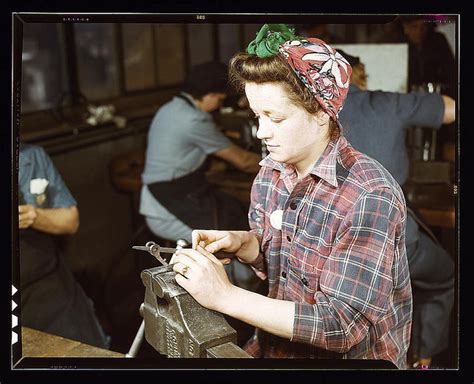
[278,38,352,123]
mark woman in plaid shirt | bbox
[171,24,413,369]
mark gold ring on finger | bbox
[182,265,189,277]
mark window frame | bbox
[19,21,244,143]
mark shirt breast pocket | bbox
[287,256,322,305]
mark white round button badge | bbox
[270,209,283,230]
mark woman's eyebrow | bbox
[250,107,286,116]
[263,110,286,116]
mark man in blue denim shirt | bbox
[338,51,455,368]
[18,143,110,349]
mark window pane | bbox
[187,24,214,67]
[154,24,186,86]
[122,24,156,91]
[74,23,119,101]
[218,24,241,64]
[21,23,68,113]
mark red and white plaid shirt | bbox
[244,135,412,369]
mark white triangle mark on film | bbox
[12,314,18,328]
[12,300,17,311]
[12,331,18,345]
[12,285,17,295]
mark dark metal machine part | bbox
[140,265,252,358]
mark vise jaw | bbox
[140,265,239,358]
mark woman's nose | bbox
[256,119,272,140]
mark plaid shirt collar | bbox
[259,134,342,188]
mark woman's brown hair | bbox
[229,52,339,136]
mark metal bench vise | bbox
[139,264,252,358]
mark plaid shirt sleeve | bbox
[292,186,405,353]
[247,176,267,273]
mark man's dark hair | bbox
[337,49,361,68]
[182,61,229,99]
[397,15,436,32]
[398,15,427,24]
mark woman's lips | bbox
[266,146,279,153]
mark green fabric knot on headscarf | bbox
[246,24,299,58]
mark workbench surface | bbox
[21,327,124,358]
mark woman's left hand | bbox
[171,245,234,312]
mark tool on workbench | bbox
[126,239,251,358]
[126,239,185,358]
[132,241,175,267]
[132,239,235,266]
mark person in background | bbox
[169,24,413,369]
[18,142,110,349]
[399,15,456,98]
[140,62,263,291]
[337,50,455,368]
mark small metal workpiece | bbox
[133,240,235,265]
[132,241,176,266]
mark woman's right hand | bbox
[191,229,260,264]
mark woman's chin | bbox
[268,153,286,163]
